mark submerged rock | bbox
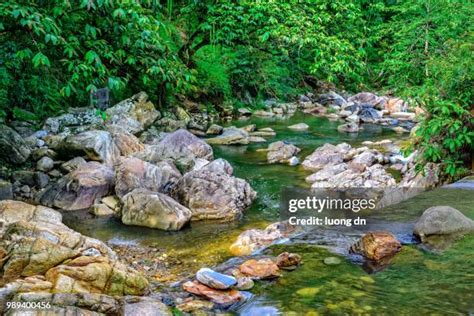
[350,232,402,261]
[121,189,192,231]
[196,268,237,290]
[39,162,114,211]
[172,159,256,221]
[0,124,31,164]
[229,222,295,256]
[182,280,244,306]
[267,141,301,164]
[276,252,302,269]
[414,206,474,241]
[337,122,360,133]
[323,257,342,265]
[239,259,280,280]
[206,127,250,145]
[288,123,309,130]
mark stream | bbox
[64,112,474,314]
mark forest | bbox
[0,0,472,174]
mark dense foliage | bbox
[0,0,472,177]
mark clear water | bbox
[64,112,474,313]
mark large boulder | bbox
[317,91,347,107]
[57,130,119,165]
[414,206,474,240]
[105,92,160,134]
[0,201,148,297]
[305,163,347,183]
[302,143,351,172]
[172,159,256,221]
[0,124,31,164]
[267,141,301,164]
[115,157,181,199]
[206,127,250,145]
[108,125,145,156]
[43,108,102,133]
[348,92,386,109]
[121,189,192,231]
[136,129,213,171]
[38,162,114,211]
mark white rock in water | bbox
[288,123,309,130]
[288,156,299,166]
[196,268,237,290]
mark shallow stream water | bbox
[64,112,474,314]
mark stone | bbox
[386,98,407,114]
[250,127,276,138]
[108,125,145,156]
[267,141,301,164]
[254,110,275,117]
[338,122,359,133]
[230,222,295,256]
[323,257,342,265]
[317,91,347,107]
[176,299,214,314]
[288,123,309,131]
[60,157,87,173]
[12,170,36,186]
[121,189,192,231]
[31,148,57,161]
[43,108,102,133]
[350,232,402,261]
[358,106,382,123]
[36,156,55,172]
[101,196,120,212]
[288,156,299,166]
[346,114,360,123]
[206,127,250,145]
[239,259,280,279]
[348,92,385,109]
[123,299,172,316]
[90,203,115,216]
[0,124,31,164]
[105,92,160,134]
[390,112,416,121]
[276,252,302,269]
[114,157,181,199]
[302,143,351,172]
[182,280,244,306]
[172,159,256,221]
[196,268,237,290]
[38,162,114,211]
[235,276,254,290]
[206,124,224,135]
[57,130,120,165]
[35,172,50,188]
[305,163,347,183]
[249,136,267,143]
[136,129,213,171]
[0,180,13,200]
[414,206,474,240]
[393,126,409,134]
[350,151,377,169]
[237,108,252,116]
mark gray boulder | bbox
[0,124,31,164]
[105,92,160,134]
[57,130,119,165]
[38,162,114,211]
[267,141,301,164]
[172,159,256,221]
[414,206,474,240]
[36,156,55,172]
[121,189,192,231]
[115,157,181,199]
[0,180,13,200]
[302,143,351,172]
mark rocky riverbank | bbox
[0,90,471,314]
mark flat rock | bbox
[239,259,280,279]
[196,268,237,290]
[288,123,309,130]
[350,232,401,261]
[267,141,301,164]
[206,127,250,145]
[182,281,244,306]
